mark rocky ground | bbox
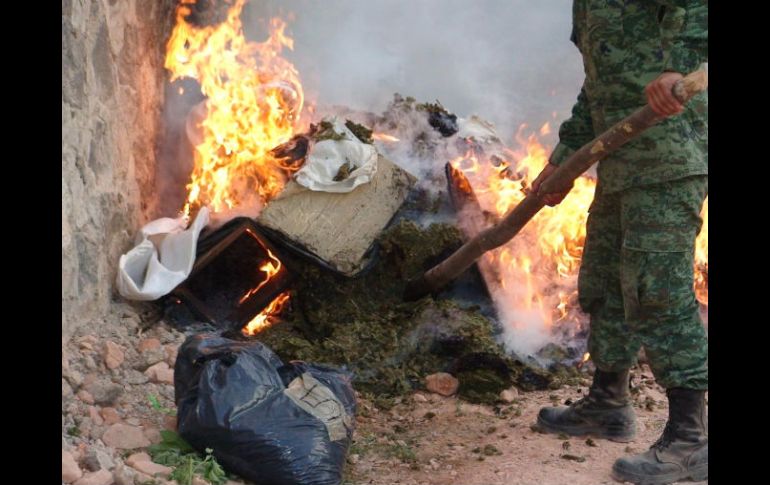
[61,304,706,485]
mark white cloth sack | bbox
[116,207,210,301]
[456,116,502,144]
[294,117,378,193]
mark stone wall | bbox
[62,0,176,340]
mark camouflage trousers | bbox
[579,175,708,390]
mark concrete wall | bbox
[62,0,176,340]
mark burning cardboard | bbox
[167,218,293,332]
[257,154,416,276]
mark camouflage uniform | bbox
[549,0,708,389]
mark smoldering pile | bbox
[228,96,589,405]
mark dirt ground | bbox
[346,367,707,485]
[62,313,707,485]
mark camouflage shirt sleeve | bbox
[656,0,708,74]
[550,86,594,166]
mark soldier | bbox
[530,1,707,483]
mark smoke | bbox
[243,0,584,143]
[159,1,591,363]
[243,1,589,363]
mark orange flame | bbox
[238,230,283,304]
[373,133,401,142]
[166,2,301,329]
[165,0,305,216]
[242,291,291,335]
[694,198,708,305]
[454,125,708,338]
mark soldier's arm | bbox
[549,86,594,167]
[655,0,708,74]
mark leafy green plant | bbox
[147,394,176,416]
[148,431,228,485]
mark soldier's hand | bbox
[532,163,571,206]
[645,72,685,117]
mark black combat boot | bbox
[537,369,636,442]
[611,388,707,484]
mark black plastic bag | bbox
[175,333,357,485]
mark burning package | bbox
[293,116,378,193]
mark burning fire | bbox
[373,133,401,142]
[243,291,291,335]
[238,229,283,304]
[452,123,708,353]
[166,1,306,332]
[166,0,305,216]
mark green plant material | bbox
[349,433,377,456]
[148,394,177,416]
[148,432,227,485]
[253,220,555,402]
[585,438,597,447]
[345,119,373,144]
[333,161,355,181]
[456,367,512,405]
[386,442,417,463]
[415,100,449,115]
[312,120,346,142]
[67,426,80,437]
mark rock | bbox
[144,362,174,384]
[138,347,167,370]
[83,447,115,472]
[163,415,177,431]
[83,373,99,388]
[65,370,84,389]
[83,354,98,371]
[90,425,106,441]
[137,338,161,352]
[78,336,97,351]
[425,373,459,397]
[112,464,136,485]
[73,469,114,485]
[499,387,519,403]
[125,369,149,385]
[77,390,95,404]
[101,407,121,425]
[63,378,74,398]
[77,417,94,439]
[413,393,428,403]
[87,380,123,406]
[143,426,161,444]
[129,460,172,478]
[347,453,360,464]
[103,341,125,369]
[88,406,105,426]
[62,449,83,483]
[102,424,151,449]
[125,452,151,467]
[164,344,178,367]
